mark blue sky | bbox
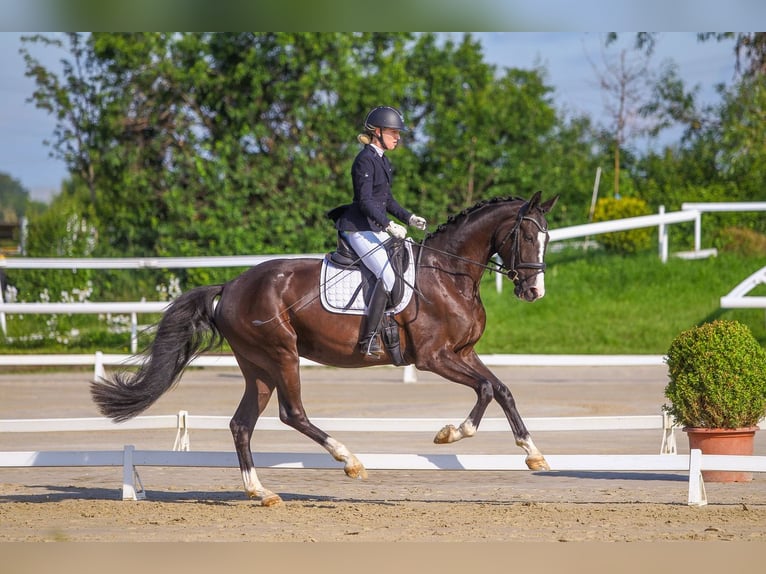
[0,32,737,203]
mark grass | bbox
[476,249,766,355]
[2,249,764,356]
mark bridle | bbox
[417,200,549,285]
[493,202,549,283]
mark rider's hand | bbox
[408,214,427,231]
[386,221,407,240]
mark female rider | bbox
[330,106,427,356]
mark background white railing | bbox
[2,202,764,349]
[0,351,666,385]
[0,205,712,346]
[719,265,766,317]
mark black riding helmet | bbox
[364,106,408,132]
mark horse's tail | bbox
[90,284,224,422]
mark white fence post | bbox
[0,263,5,336]
[94,351,105,381]
[130,312,138,354]
[121,445,145,501]
[694,211,702,253]
[658,206,668,263]
[687,449,707,506]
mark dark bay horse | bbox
[91,191,559,505]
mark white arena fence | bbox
[2,409,766,506]
[0,351,666,385]
[2,352,765,506]
[2,202,765,506]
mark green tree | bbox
[698,32,766,77]
[406,34,562,223]
[636,72,766,244]
[22,33,422,275]
[0,173,30,221]
[23,32,576,269]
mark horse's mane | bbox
[426,195,525,239]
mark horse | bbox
[91,190,559,506]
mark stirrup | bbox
[359,334,383,357]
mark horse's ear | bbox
[527,190,543,210]
[539,194,559,214]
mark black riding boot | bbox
[359,279,389,357]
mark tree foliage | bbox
[0,174,29,222]
[19,33,598,275]
[14,32,766,294]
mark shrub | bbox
[664,320,766,429]
[592,196,653,254]
[715,226,766,257]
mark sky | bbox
[0,31,738,204]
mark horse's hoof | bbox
[248,490,283,506]
[260,493,283,507]
[434,424,457,444]
[526,455,550,471]
[345,461,368,480]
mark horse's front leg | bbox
[492,378,550,471]
[424,350,550,471]
[433,378,492,444]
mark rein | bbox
[417,202,548,282]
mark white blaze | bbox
[534,230,547,298]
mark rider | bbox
[330,106,427,357]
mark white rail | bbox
[0,352,665,385]
[720,266,766,310]
[0,254,324,270]
[0,207,705,335]
[681,201,766,258]
[5,409,766,505]
[0,411,679,455]
[3,202,762,345]
[2,444,762,506]
[0,255,324,345]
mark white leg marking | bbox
[517,436,542,459]
[459,420,477,438]
[242,467,265,495]
[434,419,476,443]
[241,468,281,505]
[326,437,353,462]
[517,436,550,471]
[325,437,368,479]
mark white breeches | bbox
[342,230,396,293]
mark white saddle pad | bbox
[319,239,415,315]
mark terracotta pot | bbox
[684,426,759,482]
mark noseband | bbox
[495,203,548,283]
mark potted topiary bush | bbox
[664,319,766,482]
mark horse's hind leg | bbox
[229,365,282,506]
[275,359,367,480]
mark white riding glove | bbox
[385,221,407,240]
[408,214,427,230]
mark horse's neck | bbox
[422,205,512,279]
